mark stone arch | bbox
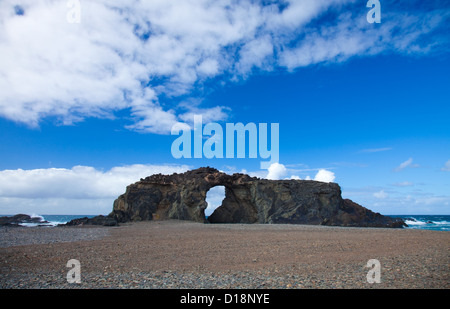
[110,167,405,227]
[207,184,258,224]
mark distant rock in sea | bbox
[60,215,118,227]
[0,214,51,227]
[109,167,406,228]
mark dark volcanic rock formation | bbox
[0,214,51,227]
[110,167,405,228]
[61,215,118,227]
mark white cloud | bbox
[279,162,339,182]
[441,160,450,172]
[373,190,388,199]
[205,185,226,216]
[0,164,191,214]
[266,163,335,183]
[394,158,419,172]
[266,162,287,180]
[343,187,450,215]
[0,0,446,133]
[0,197,113,216]
[395,158,413,171]
[178,105,231,125]
[392,181,415,187]
[314,169,336,183]
[359,147,392,153]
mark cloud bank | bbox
[0,164,190,214]
[266,163,335,183]
[343,186,450,215]
[1,0,447,133]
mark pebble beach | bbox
[1,220,449,289]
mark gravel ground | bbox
[0,220,449,289]
[0,226,110,248]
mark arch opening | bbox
[204,185,226,219]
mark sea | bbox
[0,214,96,227]
[389,215,450,231]
[2,214,450,231]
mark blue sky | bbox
[0,0,449,215]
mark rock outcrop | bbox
[61,215,118,227]
[109,167,405,228]
[0,214,51,227]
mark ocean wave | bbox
[433,220,450,225]
[19,214,67,227]
[0,214,97,227]
[28,213,45,221]
[404,217,445,224]
[405,220,426,226]
[400,216,450,231]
